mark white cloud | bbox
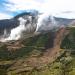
[4,0,75,18]
[6,0,41,11]
[6,0,75,12]
[54,12,75,19]
[0,13,12,20]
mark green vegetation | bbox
[0,27,75,75]
[0,33,50,60]
[61,27,75,49]
[22,33,50,47]
[8,52,74,75]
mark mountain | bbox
[0,11,38,41]
[0,10,75,75]
[0,10,75,42]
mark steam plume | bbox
[0,11,74,42]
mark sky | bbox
[0,0,75,19]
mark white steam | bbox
[0,17,27,42]
[36,13,50,31]
[36,13,60,32]
[0,13,67,42]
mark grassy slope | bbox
[0,33,50,60]
[61,27,75,49]
[0,28,75,75]
[0,32,51,75]
[60,27,75,75]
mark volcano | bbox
[0,10,75,42]
[0,10,75,75]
